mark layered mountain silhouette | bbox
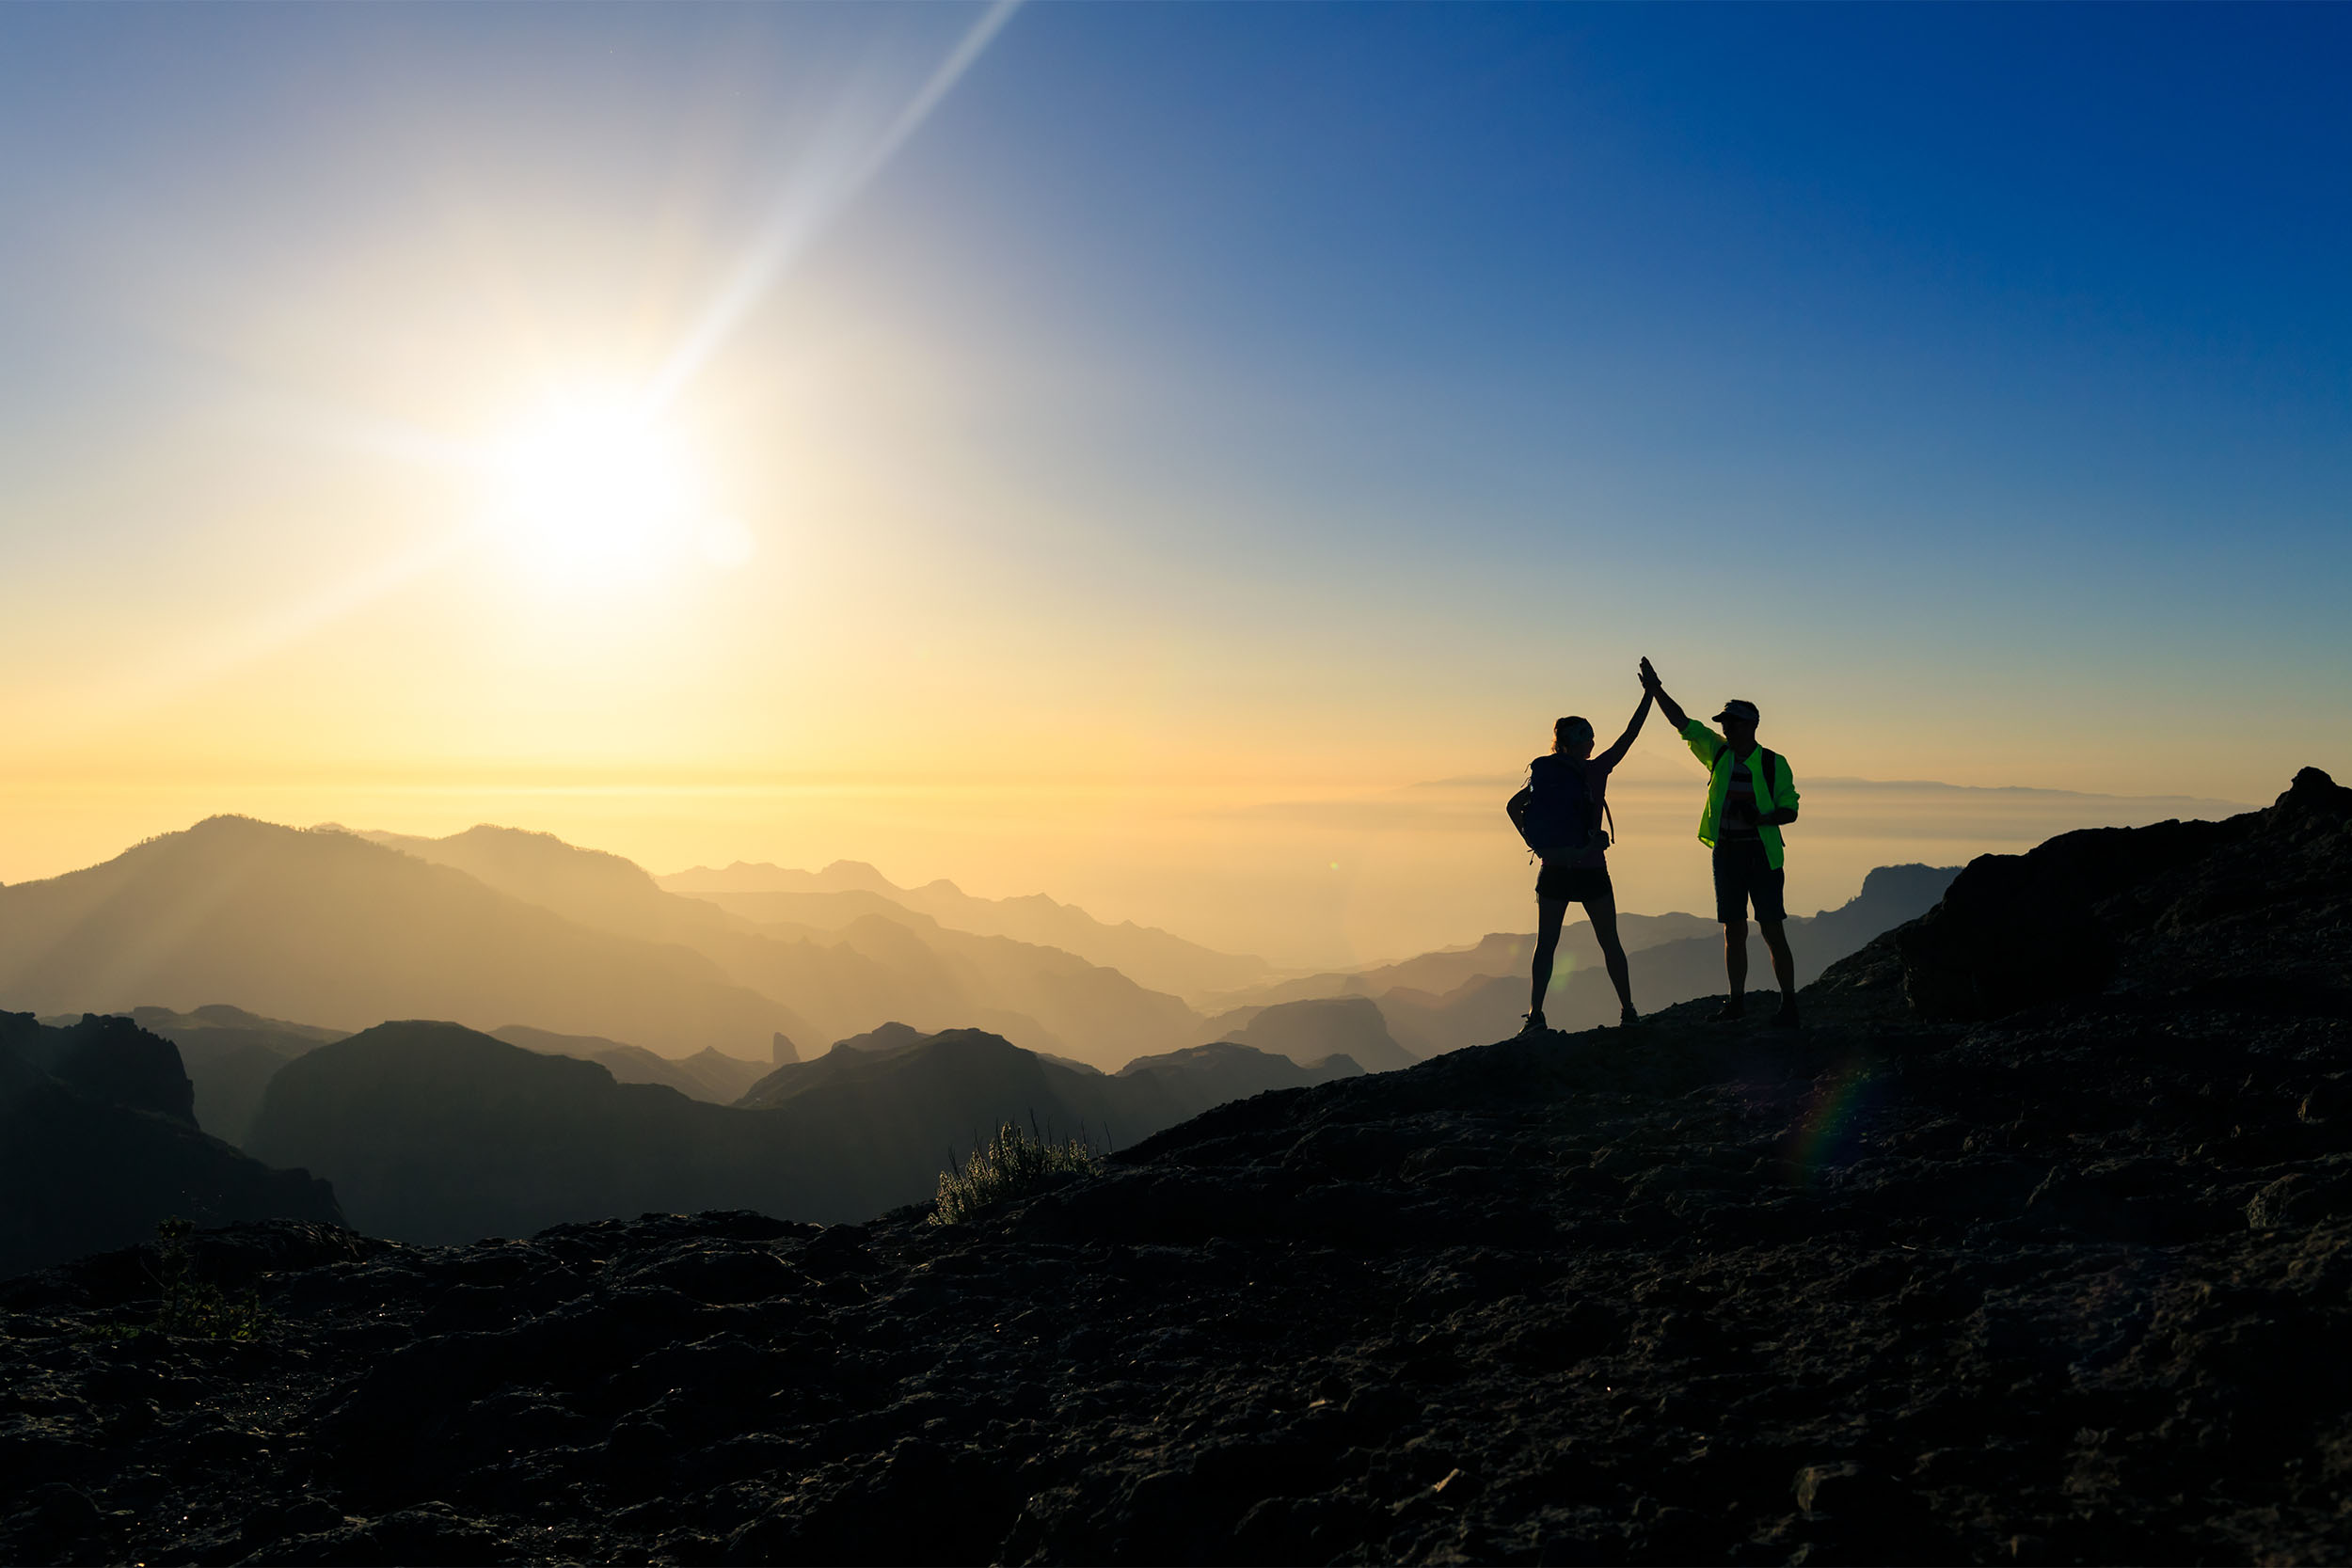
[660,858,1271,1004]
[490,1026,768,1104]
[1207,994,1421,1073]
[128,1005,345,1147]
[0,817,809,1060]
[0,1011,339,1276]
[11,773,2349,1564]
[358,825,1208,1069]
[244,1021,1361,1243]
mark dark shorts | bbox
[1536,862,1613,906]
[1713,839,1787,925]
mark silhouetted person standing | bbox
[1640,657,1804,1026]
[1516,690,1652,1033]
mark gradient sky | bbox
[2,4,2345,966]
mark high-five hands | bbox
[1638,657,1661,692]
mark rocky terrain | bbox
[3,769,2348,1565]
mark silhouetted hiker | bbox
[1640,657,1804,1026]
[1508,690,1653,1033]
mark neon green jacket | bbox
[1682,719,1801,869]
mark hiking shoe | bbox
[1708,1000,1746,1023]
[1619,1005,1641,1027]
[1771,999,1801,1029]
[1518,1011,1548,1036]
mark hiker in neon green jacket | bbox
[1639,657,1804,1027]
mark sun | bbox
[488,389,703,587]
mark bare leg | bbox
[1531,896,1567,1020]
[1759,919,1797,998]
[1724,919,1749,1002]
[1582,886,1634,1012]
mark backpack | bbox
[1507,756,1612,858]
[1721,747,1786,828]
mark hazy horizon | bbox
[0,770,2252,971]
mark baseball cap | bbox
[1712,698,1761,724]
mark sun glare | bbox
[489,390,715,588]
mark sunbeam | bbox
[640,0,1024,417]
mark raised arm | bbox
[1595,689,1653,770]
[1638,657,1691,733]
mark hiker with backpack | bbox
[1509,689,1654,1033]
[1638,657,1804,1026]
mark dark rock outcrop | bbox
[0,1014,341,1278]
[8,1011,199,1126]
[1899,766,2352,1019]
[4,774,2349,1564]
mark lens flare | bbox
[1784,1056,1875,1183]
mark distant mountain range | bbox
[357,825,1212,1069]
[0,817,808,1060]
[490,1025,771,1104]
[245,1021,1359,1243]
[1208,995,1421,1073]
[659,859,1272,1005]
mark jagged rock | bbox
[0,1014,342,1277]
[4,1011,197,1125]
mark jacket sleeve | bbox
[1681,719,1724,769]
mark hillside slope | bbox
[5,774,2345,1564]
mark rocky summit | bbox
[4,769,2349,1566]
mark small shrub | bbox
[931,1120,1104,1226]
[141,1219,270,1341]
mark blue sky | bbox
[0,3,2344,957]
